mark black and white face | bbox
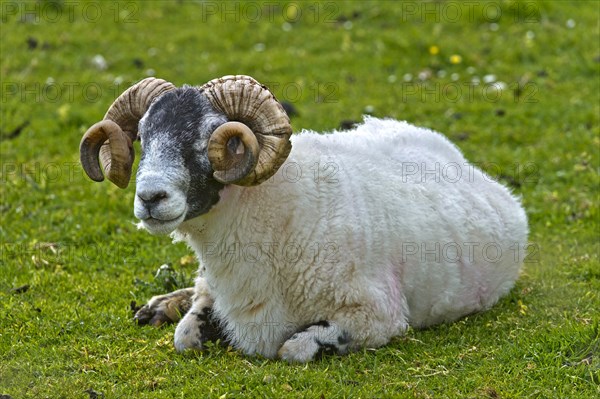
[134,88,228,235]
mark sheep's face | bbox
[134,88,228,235]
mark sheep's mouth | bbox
[140,213,186,235]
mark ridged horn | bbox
[79,78,176,188]
[200,75,292,186]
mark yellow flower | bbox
[57,104,70,122]
[450,54,462,64]
[429,45,439,55]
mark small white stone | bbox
[483,74,496,84]
[418,70,431,81]
[566,19,576,29]
[492,81,507,91]
[91,54,108,70]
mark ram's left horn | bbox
[80,78,176,188]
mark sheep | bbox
[80,75,528,363]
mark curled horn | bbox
[79,78,176,188]
[200,75,292,186]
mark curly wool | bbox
[172,116,529,358]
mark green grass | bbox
[1,0,599,397]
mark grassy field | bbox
[1,0,599,397]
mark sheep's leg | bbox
[134,287,195,326]
[278,321,352,363]
[173,278,227,351]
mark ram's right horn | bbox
[80,78,176,189]
[201,75,293,186]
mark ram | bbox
[80,75,528,363]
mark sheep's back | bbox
[179,117,528,342]
[281,117,528,327]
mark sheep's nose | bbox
[137,188,169,207]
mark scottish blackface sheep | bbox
[80,75,528,362]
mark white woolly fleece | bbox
[173,117,529,358]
